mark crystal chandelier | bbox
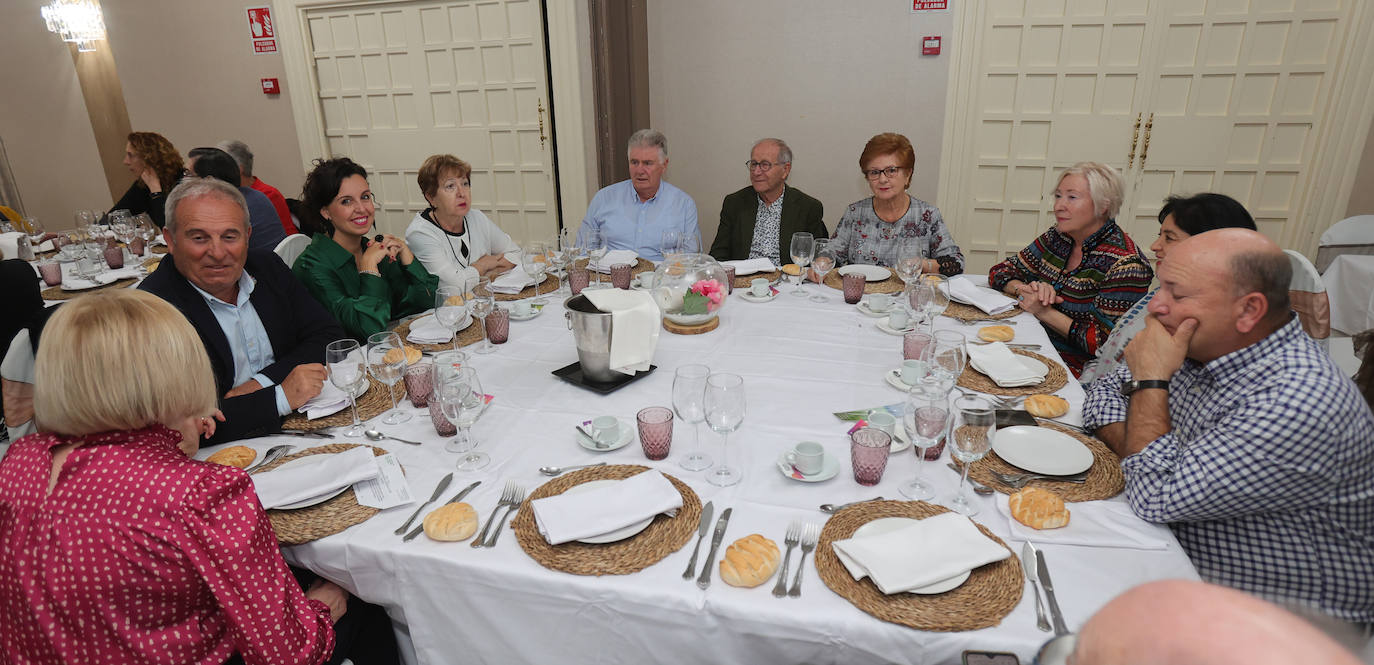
[42,0,107,52]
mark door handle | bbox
[1139,113,1154,168]
[537,100,547,150]
[1127,113,1141,169]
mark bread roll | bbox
[1024,394,1070,418]
[978,325,1015,342]
[1008,487,1070,530]
[781,263,801,276]
[423,502,479,541]
[206,445,256,469]
[383,346,423,366]
[720,533,780,588]
[444,294,470,307]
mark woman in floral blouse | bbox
[829,133,964,276]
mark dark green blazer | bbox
[710,185,826,263]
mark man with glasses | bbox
[709,138,826,264]
[577,128,698,262]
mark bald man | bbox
[1083,229,1374,632]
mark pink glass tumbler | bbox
[485,307,510,344]
[851,427,892,486]
[842,272,866,304]
[403,360,433,408]
[568,266,589,295]
[610,263,633,289]
[37,260,62,287]
[904,330,934,361]
[636,406,674,460]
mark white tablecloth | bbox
[1323,254,1374,335]
[219,276,1195,665]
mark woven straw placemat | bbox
[822,269,905,294]
[816,500,1022,632]
[391,316,483,352]
[942,301,1019,322]
[41,278,137,301]
[280,374,405,431]
[576,257,655,276]
[955,422,1124,502]
[494,274,557,302]
[511,464,702,576]
[958,349,1068,396]
[151,245,169,255]
[251,443,393,545]
[732,270,781,289]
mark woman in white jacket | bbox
[406,154,519,292]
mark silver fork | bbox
[772,523,801,598]
[787,523,820,598]
[472,481,517,548]
[956,387,1020,410]
[989,469,1088,489]
[483,485,526,547]
[245,444,294,472]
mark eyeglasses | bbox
[864,166,906,180]
[746,160,788,172]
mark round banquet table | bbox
[210,275,1196,665]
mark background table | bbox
[219,276,1197,665]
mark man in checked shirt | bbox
[1083,228,1374,648]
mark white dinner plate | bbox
[576,418,634,452]
[851,518,971,594]
[776,451,841,482]
[837,264,892,282]
[992,426,1094,476]
[564,479,654,543]
[269,456,351,510]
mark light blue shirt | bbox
[577,180,698,262]
[189,271,292,416]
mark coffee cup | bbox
[785,441,826,476]
[868,293,892,312]
[512,301,532,317]
[750,278,770,297]
[866,410,897,437]
[888,307,910,329]
[900,358,928,385]
[592,415,620,445]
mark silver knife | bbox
[681,501,715,580]
[394,473,454,535]
[1036,550,1070,635]
[696,507,732,589]
[278,430,332,439]
[403,480,481,542]
[1022,542,1051,632]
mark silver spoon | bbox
[364,429,423,445]
[819,496,885,513]
[538,462,607,476]
[575,424,607,449]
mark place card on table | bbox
[353,454,415,509]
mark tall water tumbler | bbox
[850,427,892,486]
[636,407,674,460]
[842,272,866,304]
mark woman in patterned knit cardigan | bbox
[988,162,1153,376]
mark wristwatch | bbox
[1121,379,1170,396]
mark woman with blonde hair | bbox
[989,161,1153,375]
[0,289,341,664]
[111,131,188,228]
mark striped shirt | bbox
[988,221,1152,375]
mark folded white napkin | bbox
[35,239,55,253]
[490,268,539,294]
[299,380,353,419]
[590,249,638,273]
[95,267,142,284]
[831,512,1011,594]
[722,258,777,275]
[996,498,1171,550]
[582,288,660,375]
[531,469,683,545]
[406,313,454,344]
[0,231,24,260]
[949,275,1018,314]
[966,342,1047,387]
[251,447,381,509]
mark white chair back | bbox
[1316,215,1374,272]
[1284,249,1330,350]
[273,233,311,268]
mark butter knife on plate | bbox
[681,501,714,580]
[1036,549,1070,636]
[403,480,482,542]
[696,507,733,589]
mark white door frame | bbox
[270,0,591,230]
[937,1,1374,258]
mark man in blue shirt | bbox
[577,129,698,262]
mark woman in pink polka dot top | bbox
[0,290,339,664]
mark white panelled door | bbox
[304,0,557,242]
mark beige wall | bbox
[645,1,954,250]
[1348,115,1374,217]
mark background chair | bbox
[1285,249,1330,352]
[1315,215,1374,273]
[273,234,311,269]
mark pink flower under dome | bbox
[691,279,725,311]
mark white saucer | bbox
[852,517,971,594]
[855,300,894,317]
[564,479,654,543]
[576,419,634,452]
[270,457,351,510]
[885,368,923,392]
[508,305,544,321]
[838,264,892,282]
[776,452,841,482]
[738,290,778,303]
[875,318,918,336]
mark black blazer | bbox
[140,250,345,444]
[710,184,827,262]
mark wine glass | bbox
[24,217,45,248]
[434,285,470,351]
[949,396,997,516]
[560,229,583,293]
[548,235,570,296]
[436,366,489,469]
[326,339,368,437]
[930,330,968,392]
[922,274,951,323]
[672,364,712,471]
[470,278,496,354]
[113,219,136,264]
[788,232,814,297]
[704,373,746,487]
[809,239,835,303]
[661,229,683,259]
[365,331,412,425]
[895,238,925,285]
[586,228,608,289]
[521,241,549,304]
[899,375,950,500]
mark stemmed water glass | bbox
[930,330,968,392]
[469,278,496,354]
[365,331,412,425]
[661,229,683,259]
[899,375,950,500]
[560,229,583,293]
[434,285,470,351]
[25,217,45,250]
[672,364,712,471]
[326,339,368,437]
[704,373,746,487]
[922,274,951,323]
[549,234,570,296]
[949,396,997,516]
[522,241,549,304]
[895,238,925,285]
[788,232,814,297]
[586,228,608,289]
[810,239,835,303]
[435,366,489,470]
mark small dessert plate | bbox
[738,289,778,303]
[508,305,544,322]
[575,418,634,452]
[855,300,893,317]
[875,318,918,336]
[775,452,841,482]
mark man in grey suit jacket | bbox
[710,138,826,264]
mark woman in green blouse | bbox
[293,157,437,340]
